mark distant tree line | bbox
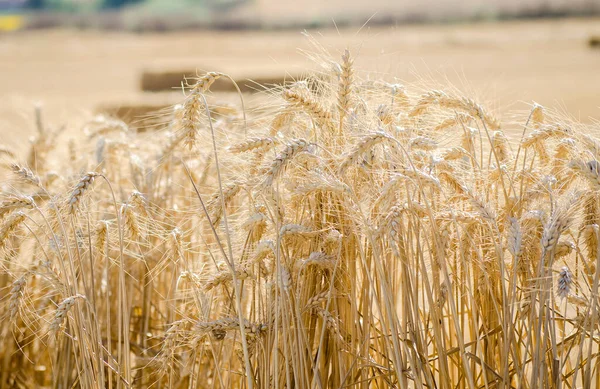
[25,0,144,9]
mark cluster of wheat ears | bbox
[1,47,600,389]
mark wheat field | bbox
[1,34,600,388]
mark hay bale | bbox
[96,103,168,131]
[140,70,197,92]
[589,36,600,48]
[96,101,243,131]
[234,75,300,93]
[140,70,300,93]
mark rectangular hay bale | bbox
[140,70,300,93]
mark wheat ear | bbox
[11,163,41,187]
[68,172,98,214]
[283,90,333,131]
[229,137,275,154]
[557,267,572,299]
[569,160,600,189]
[49,294,86,337]
[337,49,353,122]
[339,132,390,173]
[262,139,311,187]
[9,273,29,322]
[0,211,26,248]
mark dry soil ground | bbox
[0,17,599,156]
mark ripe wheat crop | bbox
[1,45,599,389]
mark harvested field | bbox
[139,69,201,92]
[1,17,599,154]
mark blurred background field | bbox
[0,0,599,157]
